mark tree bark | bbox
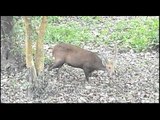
[23,16,47,100]
[35,16,47,76]
[1,16,25,74]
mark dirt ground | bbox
[1,42,159,103]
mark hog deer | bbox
[48,43,117,82]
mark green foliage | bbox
[13,17,24,42]
[48,16,61,23]
[13,16,159,53]
[45,21,93,45]
[108,17,159,52]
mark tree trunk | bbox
[35,16,47,76]
[23,16,48,100]
[1,16,25,75]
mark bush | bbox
[13,16,159,52]
[45,21,93,45]
[108,17,159,52]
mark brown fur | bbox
[49,43,114,81]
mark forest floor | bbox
[1,42,159,103]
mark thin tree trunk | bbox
[35,16,47,76]
[23,16,37,99]
[23,16,47,100]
